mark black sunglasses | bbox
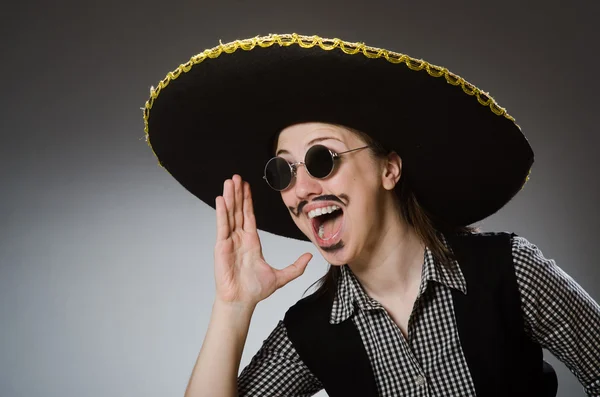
[263,144,370,191]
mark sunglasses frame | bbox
[263,144,370,191]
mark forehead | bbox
[276,122,357,155]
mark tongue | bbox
[319,213,343,240]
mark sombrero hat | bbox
[143,33,533,241]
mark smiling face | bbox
[275,122,403,266]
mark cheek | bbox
[341,164,378,190]
[337,163,366,186]
[280,192,298,216]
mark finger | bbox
[215,196,230,241]
[223,179,235,231]
[242,181,257,232]
[232,175,244,231]
[276,253,313,289]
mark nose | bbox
[294,163,322,200]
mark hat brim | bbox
[144,34,533,241]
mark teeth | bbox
[318,224,325,238]
[308,205,340,219]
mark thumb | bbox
[275,253,313,289]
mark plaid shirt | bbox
[238,235,600,396]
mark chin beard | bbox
[320,240,345,252]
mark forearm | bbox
[184,299,256,397]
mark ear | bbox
[381,151,402,191]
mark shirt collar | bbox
[329,234,467,325]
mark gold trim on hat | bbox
[142,33,530,189]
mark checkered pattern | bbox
[237,235,600,396]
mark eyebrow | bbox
[276,136,343,156]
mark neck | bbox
[347,207,425,301]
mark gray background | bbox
[1,0,598,396]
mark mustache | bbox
[289,194,348,217]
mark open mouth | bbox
[310,207,344,246]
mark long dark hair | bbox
[299,126,480,299]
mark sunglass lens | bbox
[306,145,334,178]
[264,157,292,190]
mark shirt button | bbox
[415,374,426,386]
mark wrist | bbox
[213,298,257,316]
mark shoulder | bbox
[510,234,550,263]
[443,231,516,262]
[444,230,515,247]
[507,234,573,309]
[284,290,332,325]
[509,234,558,278]
[451,231,555,274]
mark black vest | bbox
[283,232,557,396]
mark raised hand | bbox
[213,175,313,307]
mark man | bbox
[143,34,600,396]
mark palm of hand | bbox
[214,228,278,304]
[213,175,312,306]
